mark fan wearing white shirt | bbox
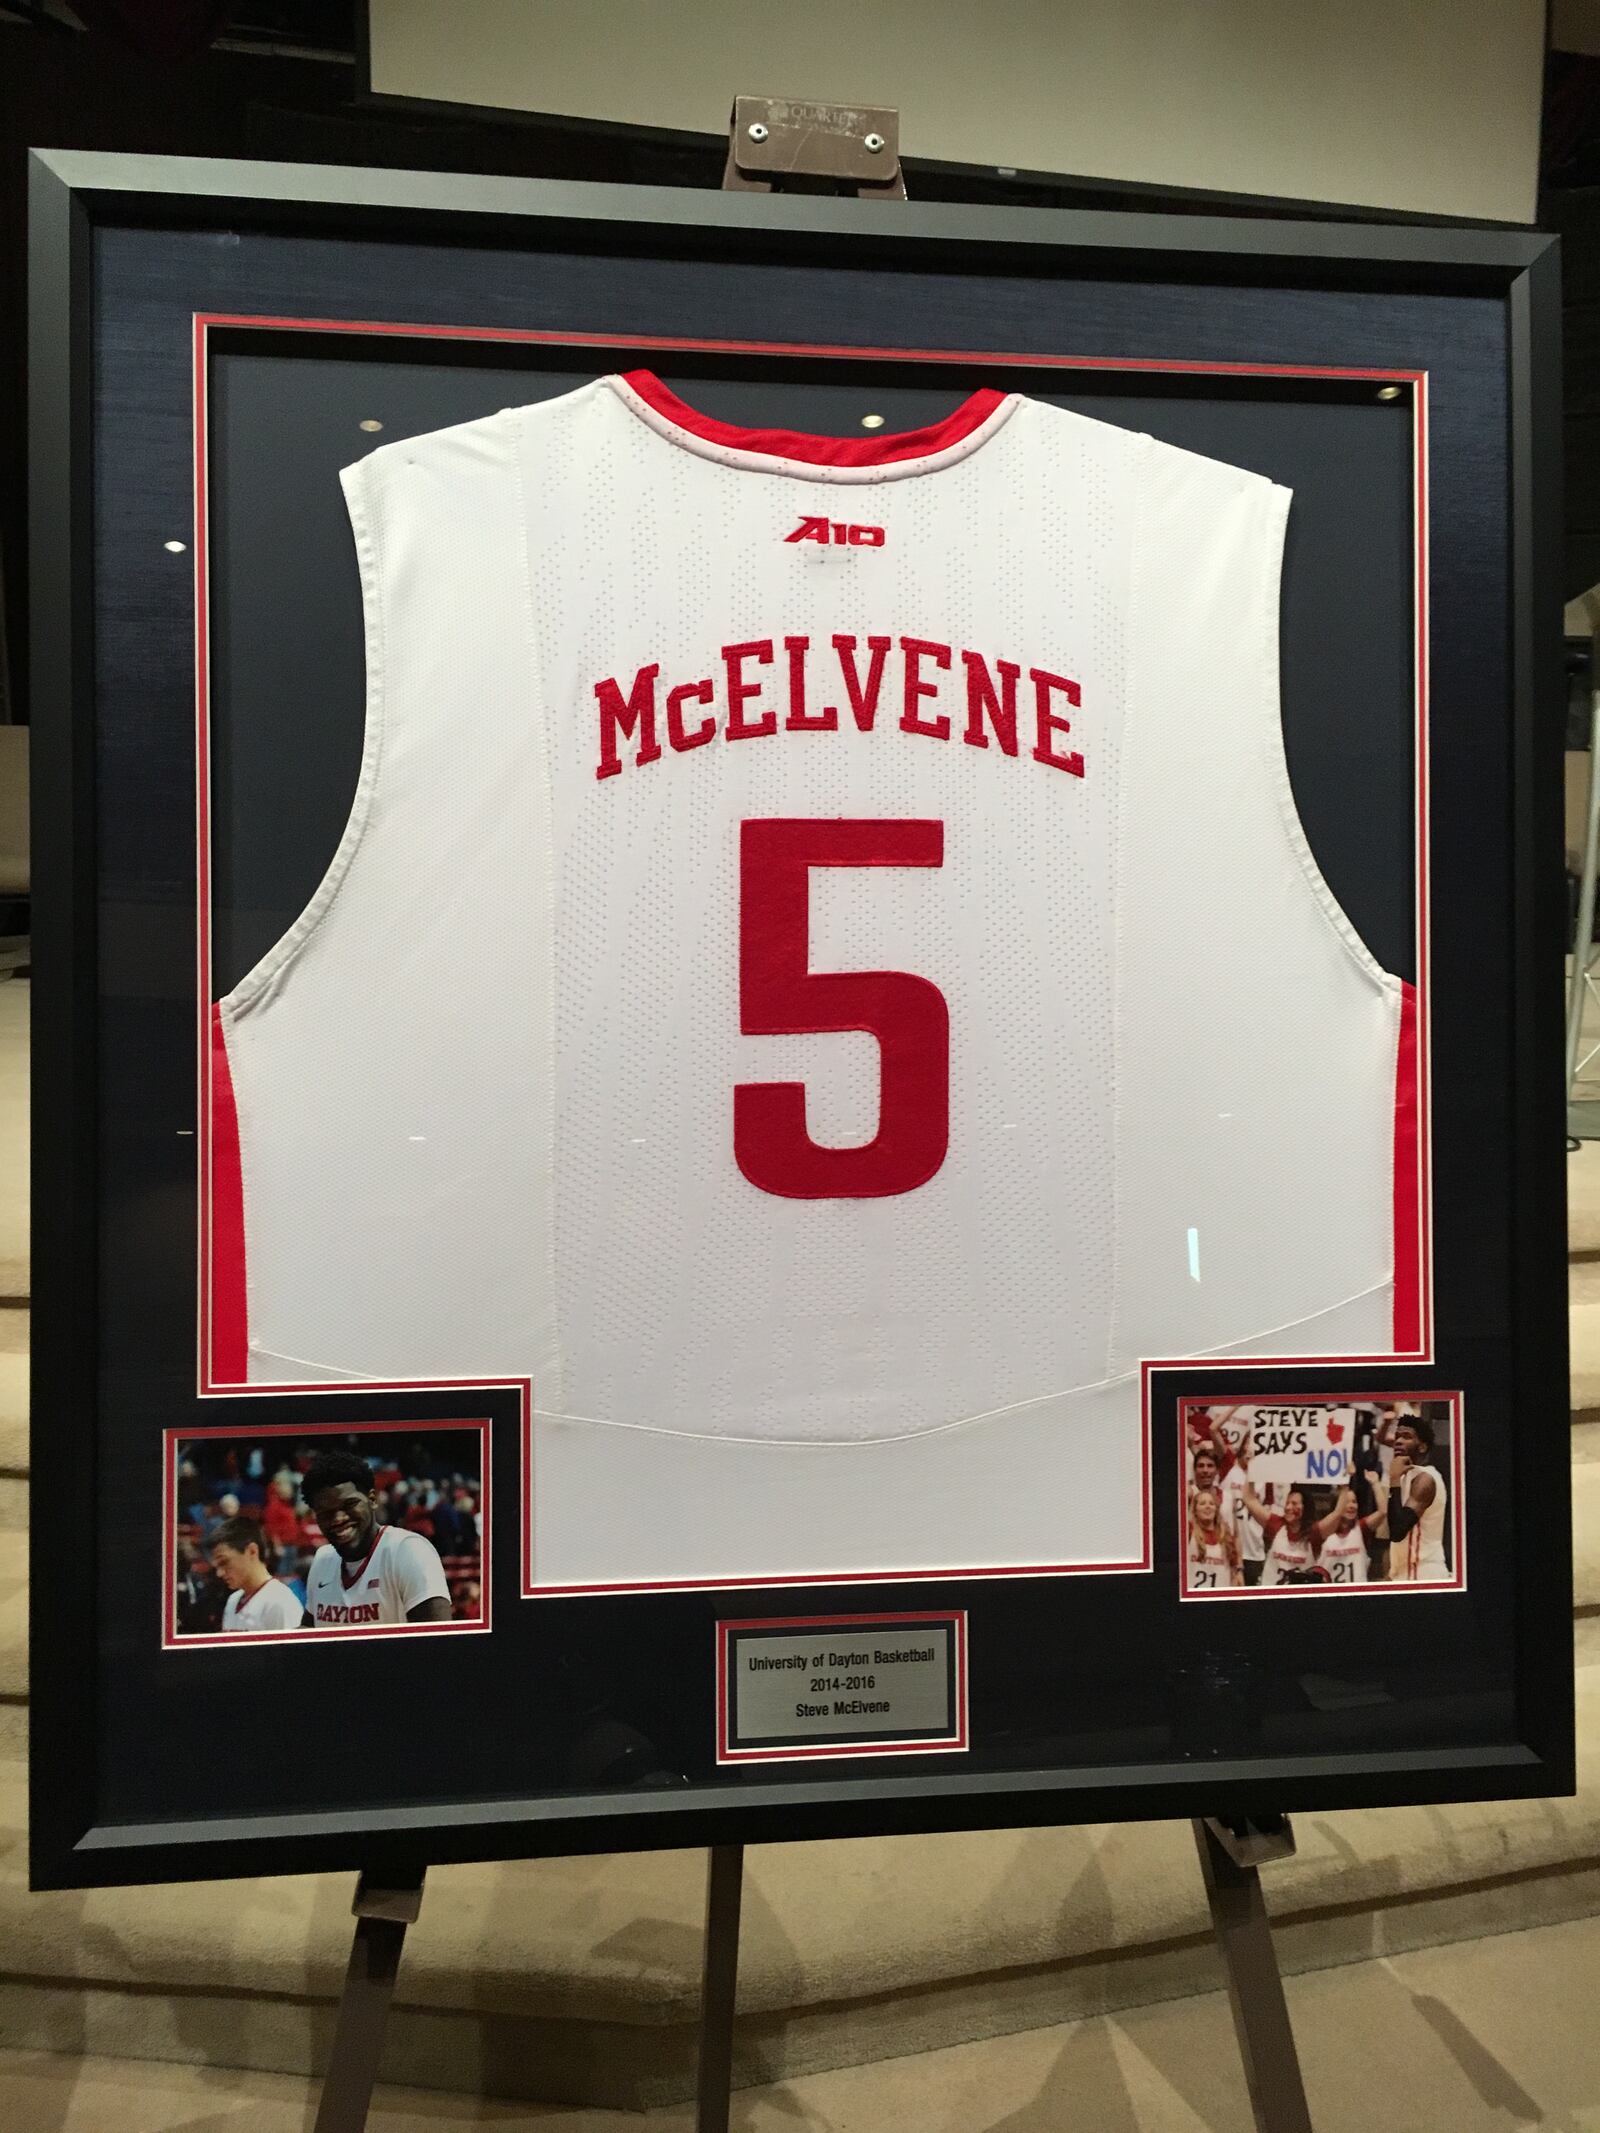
[1216,1432,1268,1585]
[208,1516,303,1634]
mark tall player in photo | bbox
[207,1516,304,1632]
[1373,1412,1450,1582]
[300,1450,453,1627]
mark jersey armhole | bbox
[217,454,389,1021]
[1255,480,1401,1000]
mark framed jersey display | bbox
[28,149,1571,1890]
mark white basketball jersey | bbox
[1388,1463,1449,1581]
[1317,1522,1370,1584]
[303,1526,451,1627]
[220,1577,303,1632]
[207,372,1418,1579]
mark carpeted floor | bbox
[7,1903,1600,2129]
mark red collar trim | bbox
[619,368,1009,469]
[339,1526,385,1589]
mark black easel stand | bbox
[1192,1817,1314,2132]
[311,1869,426,2133]
[692,1820,1313,2132]
[695,1843,746,2133]
[308,1819,1310,2130]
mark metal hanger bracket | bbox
[723,95,907,199]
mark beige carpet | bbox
[8,1902,1600,2130]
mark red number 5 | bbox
[735,818,950,1199]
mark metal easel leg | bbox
[695,1843,745,2133]
[1192,1818,1313,2133]
[312,1870,426,2133]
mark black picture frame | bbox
[27,147,1572,1892]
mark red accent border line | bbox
[190,314,1426,380]
[190,311,1431,1603]
[1176,1391,1465,1600]
[162,1414,493,1651]
[716,1610,969,1764]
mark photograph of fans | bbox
[169,1422,488,1642]
[1180,1395,1462,1597]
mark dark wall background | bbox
[0,4,687,725]
[1544,176,1600,599]
[1540,52,1600,599]
[8,6,1579,729]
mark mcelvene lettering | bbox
[594,635,1083,782]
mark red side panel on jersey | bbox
[1392,979,1422,1354]
[622,369,1007,467]
[209,1003,249,1383]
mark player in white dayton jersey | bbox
[300,1450,453,1629]
[1186,1486,1243,1591]
[207,1516,303,1633]
[1374,1412,1450,1582]
[209,372,1420,1587]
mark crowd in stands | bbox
[175,1435,483,1632]
[1184,1400,1454,1592]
